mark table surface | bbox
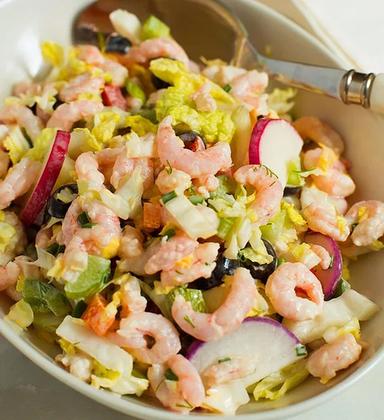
[1,1,383,419]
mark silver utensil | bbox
[73,0,384,113]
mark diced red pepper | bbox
[101,85,127,110]
[82,294,116,336]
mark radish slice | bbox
[248,118,303,187]
[305,232,342,300]
[102,85,127,110]
[186,317,303,389]
[20,130,70,226]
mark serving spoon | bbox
[73,0,384,114]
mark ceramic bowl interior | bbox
[0,0,383,419]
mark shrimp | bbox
[75,151,105,192]
[114,312,181,364]
[293,116,344,155]
[171,267,257,341]
[301,186,350,241]
[191,82,217,113]
[155,168,192,195]
[231,70,268,110]
[0,211,27,266]
[306,333,362,383]
[77,45,128,87]
[59,73,104,102]
[119,275,147,317]
[0,260,20,292]
[144,233,199,274]
[122,38,189,67]
[234,165,283,226]
[111,155,154,191]
[345,200,384,246]
[0,104,42,141]
[148,354,205,413]
[193,174,219,198]
[156,117,232,178]
[161,242,219,287]
[61,198,121,258]
[0,157,41,210]
[302,148,355,197]
[118,225,144,259]
[13,81,42,97]
[265,262,324,321]
[46,100,103,131]
[202,357,256,389]
[310,244,332,270]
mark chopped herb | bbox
[46,242,65,257]
[183,315,195,328]
[223,84,232,93]
[161,190,177,204]
[165,160,173,175]
[260,164,278,179]
[188,195,205,205]
[218,357,232,363]
[162,228,176,240]
[333,278,351,298]
[77,212,95,229]
[328,255,334,269]
[176,400,193,409]
[164,368,179,381]
[276,257,286,267]
[72,300,87,318]
[295,344,308,357]
[97,32,106,52]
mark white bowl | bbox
[1,0,383,419]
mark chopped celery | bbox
[126,80,146,103]
[141,15,170,40]
[166,286,207,313]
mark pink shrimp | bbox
[172,267,257,341]
[193,174,219,197]
[265,262,324,321]
[231,70,268,109]
[306,333,362,383]
[118,225,144,260]
[111,155,154,191]
[46,100,103,131]
[75,151,105,191]
[0,157,41,210]
[59,73,104,102]
[61,235,89,280]
[301,186,350,241]
[144,233,199,274]
[293,116,344,155]
[122,38,189,67]
[310,244,332,270]
[77,45,128,87]
[156,117,232,178]
[161,242,219,287]
[119,275,147,318]
[0,104,42,140]
[191,82,217,113]
[113,312,181,364]
[302,148,355,197]
[0,260,20,292]
[12,81,42,97]
[148,354,205,413]
[345,200,384,246]
[202,357,256,389]
[234,165,283,226]
[61,198,121,257]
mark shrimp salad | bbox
[0,10,381,415]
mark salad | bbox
[0,9,381,415]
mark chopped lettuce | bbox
[267,88,296,118]
[41,41,65,67]
[0,219,16,253]
[238,246,272,265]
[68,128,102,159]
[126,80,146,103]
[57,316,149,395]
[64,256,111,300]
[123,115,157,136]
[203,382,250,415]
[141,15,171,40]
[26,128,56,161]
[252,360,309,401]
[3,126,31,164]
[22,278,71,317]
[92,111,121,144]
[167,286,207,313]
[6,299,34,329]
[124,131,157,158]
[323,317,360,343]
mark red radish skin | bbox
[305,232,342,300]
[20,130,71,226]
[248,118,303,187]
[101,85,127,110]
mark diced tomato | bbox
[82,294,116,336]
[143,202,162,230]
[101,85,127,110]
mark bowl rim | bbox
[0,0,381,419]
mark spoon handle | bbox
[239,40,383,113]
